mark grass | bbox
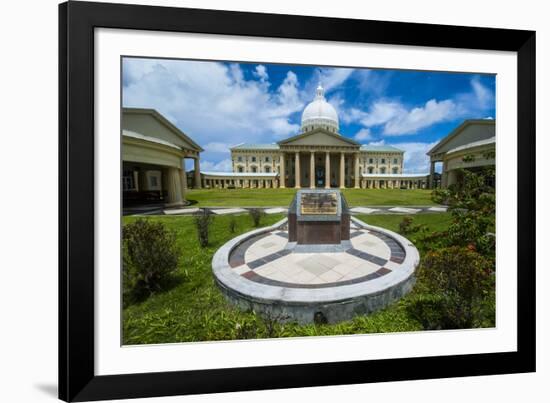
[357,213,453,246]
[122,212,452,345]
[184,188,437,207]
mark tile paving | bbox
[227,224,407,289]
[160,205,447,216]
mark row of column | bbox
[361,179,426,189]
[280,151,360,189]
[204,178,278,188]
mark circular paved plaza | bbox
[212,217,419,324]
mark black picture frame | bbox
[59,1,536,401]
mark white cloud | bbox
[353,69,392,96]
[301,67,355,103]
[253,65,269,82]
[391,141,438,173]
[203,142,233,153]
[470,76,494,109]
[367,139,386,146]
[318,68,354,92]
[123,58,303,149]
[353,128,372,141]
[200,159,233,172]
[383,99,456,135]
[360,101,407,127]
[455,76,495,115]
[338,74,494,137]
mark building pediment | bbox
[428,119,495,158]
[123,108,204,153]
[278,129,360,148]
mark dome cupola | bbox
[301,84,339,134]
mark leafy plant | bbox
[416,246,495,329]
[228,216,237,234]
[398,216,425,235]
[248,208,265,227]
[431,168,495,257]
[122,219,181,306]
[194,209,214,247]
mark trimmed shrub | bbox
[398,216,424,235]
[406,295,446,330]
[228,216,237,234]
[194,209,214,247]
[416,246,495,329]
[123,219,181,305]
[248,208,265,227]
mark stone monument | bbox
[288,189,350,245]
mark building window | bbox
[392,167,398,174]
[238,167,243,173]
[369,158,374,164]
[251,167,257,173]
[367,167,374,174]
[237,156,242,162]
[265,156,270,162]
[380,167,386,174]
[251,156,256,162]
[393,158,398,164]
[265,167,271,173]
[381,158,386,164]
[150,176,158,187]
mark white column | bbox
[429,160,435,189]
[180,164,187,191]
[279,153,285,188]
[295,152,301,189]
[354,153,360,189]
[164,167,183,206]
[178,169,186,201]
[310,151,315,188]
[325,152,331,189]
[194,158,201,189]
[339,152,345,189]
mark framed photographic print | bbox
[59,1,536,401]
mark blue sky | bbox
[122,57,495,173]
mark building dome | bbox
[301,84,339,133]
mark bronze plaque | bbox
[300,192,338,215]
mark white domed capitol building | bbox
[209,84,429,190]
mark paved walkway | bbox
[158,205,447,216]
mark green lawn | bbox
[185,188,437,207]
[122,212,452,345]
[357,213,453,243]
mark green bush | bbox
[123,219,181,305]
[194,209,214,247]
[248,208,265,227]
[416,246,495,329]
[398,216,424,235]
[406,295,446,330]
[228,216,237,234]
[432,168,495,258]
